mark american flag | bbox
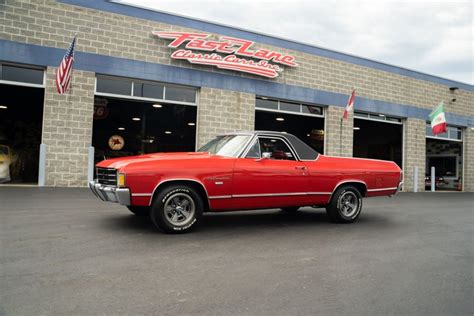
[342,88,356,119]
[55,36,76,94]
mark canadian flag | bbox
[343,89,356,119]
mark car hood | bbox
[96,152,214,170]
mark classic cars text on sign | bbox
[153,31,298,78]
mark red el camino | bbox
[90,131,403,233]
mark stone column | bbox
[403,118,426,192]
[42,67,95,187]
[196,87,255,148]
[463,127,474,192]
[324,106,353,157]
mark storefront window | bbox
[0,64,44,85]
[279,101,300,113]
[257,96,324,116]
[165,85,196,103]
[133,81,164,99]
[96,75,197,104]
[96,76,132,95]
[302,105,323,115]
[426,124,462,140]
[255,98,278,110]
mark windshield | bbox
[197,135,251,157]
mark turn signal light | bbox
[117,173,126,187]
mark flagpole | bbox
[67,34,77,103]
[339,117,343,156]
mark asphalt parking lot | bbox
[0,187,473,315]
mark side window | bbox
[245,140,261,158]
[259,137,296,161]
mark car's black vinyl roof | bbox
[219,130,319,160]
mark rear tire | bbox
[126,206,149,216]
[326,185,362,223]
[150,185,203,234]
[281,207,300,213]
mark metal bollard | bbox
[431,166,435,192]
[414,166,418,193]
[88,146,95,182]
[38,143,46,186]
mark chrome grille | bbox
[96,168,117,185]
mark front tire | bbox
[326,185,362,223]
[150,185,203,233]
[127,206,150,216]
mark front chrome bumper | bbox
[89,181,130,206]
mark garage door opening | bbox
[0,63,45,185]
[426,125,463,191]
[92,97,197,164]
[353,112,403,167]
[255,97,325,153]
[93,76,198,164]
[0,84,44,184]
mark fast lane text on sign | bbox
[153,31,298,78]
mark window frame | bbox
[95,75,198,107]
[354,111,402,125]
[0,63,46,88]
[243,135,300,161]
[256,96,325,118]
[425,124,463,142]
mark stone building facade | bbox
[0,0,473,191]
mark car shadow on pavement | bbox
[98,207,393,235]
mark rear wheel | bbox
[326,185,362,223]
[281,207,300,213]
[126,206,149,216]
[150,185,203,233]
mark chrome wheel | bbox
[163,193,196,227]
[339,191,359,217]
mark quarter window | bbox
[245,140,261,159]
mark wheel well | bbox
[332,182,367,198]
[150,180,210,210]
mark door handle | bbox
[295,166,307,170]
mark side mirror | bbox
[256,152,271,161]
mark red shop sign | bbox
[153,31,298,78]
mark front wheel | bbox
[150,185,203,233]
[326,185,362,223]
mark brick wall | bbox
[0,0,472,117]
[464,128,474,192]
[403,118,426,192]
[42,67,94,187]
[324,106,354,157]
[197,88,255,147]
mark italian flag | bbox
[429,102,447,135]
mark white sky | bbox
[121,0,473,84]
